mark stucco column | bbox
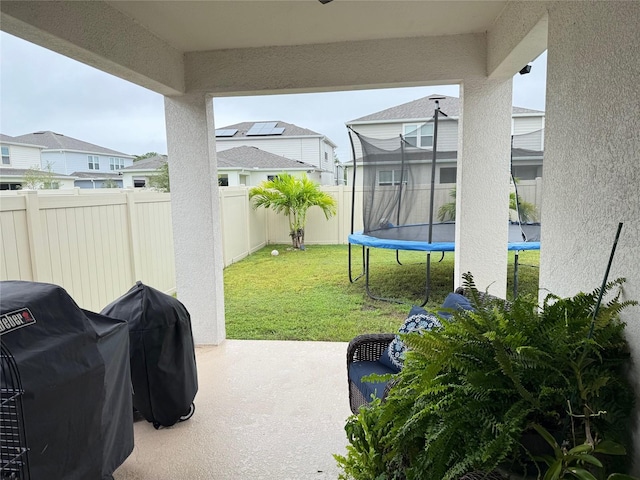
[542,2,640,470]
[455,78,513,296]
[164,93,225,345]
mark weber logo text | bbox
[0,308,36,335]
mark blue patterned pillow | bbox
[378,306,441,372]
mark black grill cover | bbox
[0,281,133,480]
[101,282,198,428]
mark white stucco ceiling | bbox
[107,0,509,52]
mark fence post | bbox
[124,190,142,282]
[21,191,50,282]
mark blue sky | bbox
[0,31,547,160]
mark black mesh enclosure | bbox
[0,281,133,480]
[352,115,458,240]
[101,282,198,429]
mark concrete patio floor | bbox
[113,340,352,480]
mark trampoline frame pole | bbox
[347,128,365,283]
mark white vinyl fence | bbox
[0,179,542,312]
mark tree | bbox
[22,162,59,190]
[437,186,538,222]
[134,152,160,162]
[148,161,170,192]
[102,178,119,188]
[249,173,337,249]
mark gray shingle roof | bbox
[70,171,122,179]
[123,155,167,170]
[11,131,133,157]
[0,133,47,148]
[349,94,543,123]
[217,146,317,170]
[0,167,74,178]
[215,121,322,138]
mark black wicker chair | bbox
[346,333,396,414]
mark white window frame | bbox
[378,169,404,186]
[403,123,434,148]
[88,155,100,170]
[109,157,125,170]
[1,145,10,165]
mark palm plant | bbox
[249,173,337,249]
[437,187,538,222]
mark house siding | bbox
[513,116,544,150]
[349,120,459,159]
[41,151,67,174]
[43,151,134,175]
[0,144,42,169]
[217,138,309,163]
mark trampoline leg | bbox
[348,243,365,283]
[513,251,519,298]
[420,252,432,307]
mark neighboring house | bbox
[345,94,544,186]
[0,134,75,189]
[216,146,321,186]
[214,121,338,185]
[10,131,135,188]
[121,155,168,188]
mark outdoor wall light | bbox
[519,64,532,75]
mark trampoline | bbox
[347,99,540,304]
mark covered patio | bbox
[113,342,351,480]
[1,0,638,475]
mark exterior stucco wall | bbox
[541,2,640,470]
[455,78,513,296]
[165,93,226,345]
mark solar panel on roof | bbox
[215,129,238,137]
[246,122,284,136]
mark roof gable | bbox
[349,94,544,123]
[215,121,321,139]
[11,131,133,157]
[217,146,316,170]
[124,155,168,170]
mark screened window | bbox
[378,169,404,186]
[109,157,125,170]
[1,145,10,165]
[88,155,100,170]
[440,167,457,184]
[403,123,434,148]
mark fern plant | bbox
[336,274,637,480]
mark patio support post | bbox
[455,78,512,297]
[541,3,640,469]
[164,92,225,345]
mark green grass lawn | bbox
[223,244,540,342]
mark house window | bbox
[109,157,125,170]
[88,155,100,170]
[378,169,404,186]
[267,175,279,181]
[440,167,457,184]
[1,145,10,165]
[133,178,146,188]
[403,123,434,148]
[218,175,229,187]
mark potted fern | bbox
[336,274,637,480]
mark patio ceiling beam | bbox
[487,0,549,80]
[0,0,185,96]
[184,33,486,96]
